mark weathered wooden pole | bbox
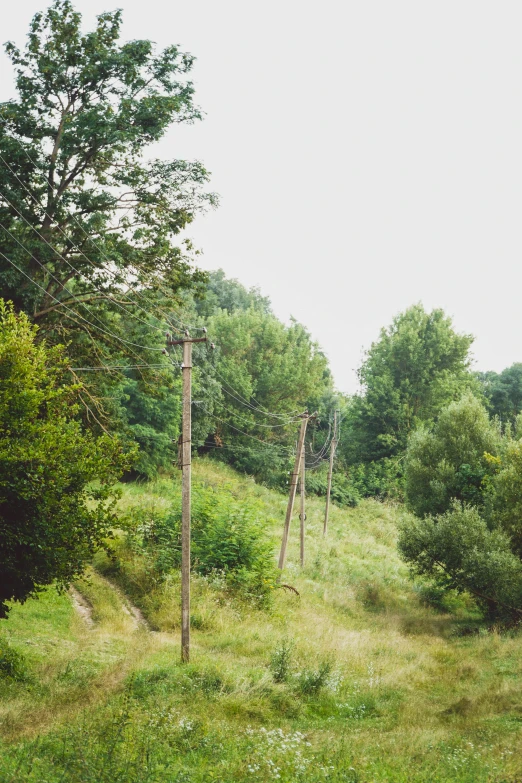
[181,337,192,662]
[323,410,338,537]
[278,412,316,570]
[167,332,207,662]
[299,441,306,567]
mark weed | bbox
[296,659,332,696]
[0,639,27,681]
[269,638,294,683]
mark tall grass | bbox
[0,458,521,781]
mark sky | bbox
[1,1,521,393]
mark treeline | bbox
[333,308,522,499]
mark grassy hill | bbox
[0,459,521,782]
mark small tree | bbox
[399,394,522,621]
[398,502,522,621]
[0,301,129,617]
[404,393,500,518]
[346,304,476,463]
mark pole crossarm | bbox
[167,337,208,346]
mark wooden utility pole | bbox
[299,441,306,567]
[323,410,338,537]
[167,331,207,663]
[278,411,316,570]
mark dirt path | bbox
[102,576,151,632]
[70,571,152,632]
[69,586,94,628]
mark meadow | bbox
[0,459,521,783]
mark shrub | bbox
[296,659,333,696]
[0,301,130,617]
[0,639,27,681]
[485,439,522,558]
[122,485,277,606]
[398,502,522,621]
[269,639,294,683]
[345,459,403,500]
[305,467,360,507]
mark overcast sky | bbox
[2,2,521,392]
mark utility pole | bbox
[167,331,207,663]
[278,411,316,570]
[299,440,306,567]
[323,410,338,537]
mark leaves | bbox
[0,300,130,617]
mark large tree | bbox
[0,0,214,364]
[344,304,476,464]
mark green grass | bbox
[1,457,522,782]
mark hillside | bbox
[1,459,521,783]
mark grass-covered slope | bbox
[1,459,521,782]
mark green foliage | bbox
[341,305,477,497]
[0,0,211,483]
[477,363,522,427]
[296,659,333,696]
[404,394,500,518]
[191,268,272,318]
[484,439,522,559]
[189,305,333,486]
[0,0,212,326]
[269,639,294,683]
[269,640,333,695]
[0,638,27,681]
[398,502,522,621]
[305,466,360,506]
[112,371,182,479]
[123,484,277,605]
[342,458,403,501]
[0,301,129,617]
[400,395,522,620]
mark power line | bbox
[195,402,295,456]
[0,143,297,424]
[0,117,315,431]
[211,365,301,420]
[0,220,166,355]
[194,392,300,430]
[0,243,165,381]
[0,148,191,340]
[0,184,171,339]
[70,363,170,371]
[0,119,205,334]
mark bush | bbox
[398,502,522,621]
[296,660,333,696]
[0,639,27,681]
[0,301,129,617]
[485,438,522,558]
[305,467,360,507]
[122,485,277,606]
[345,459,403,500]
